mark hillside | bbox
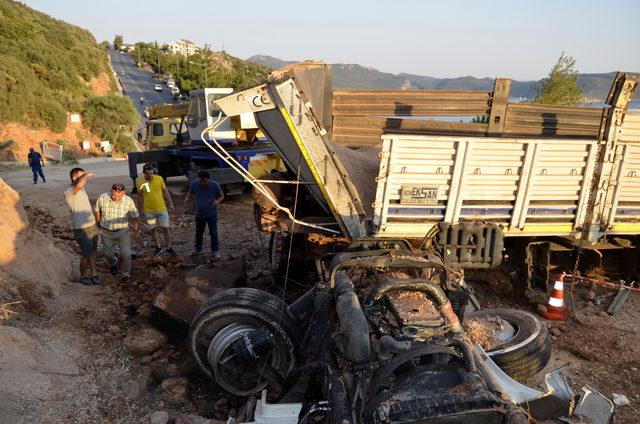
[247,55,634,101]
[138,44,270,91]
[0,0,139,161]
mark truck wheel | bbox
[189,288,299,396]
[465,309,551,382]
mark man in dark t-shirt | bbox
[184,170,224,259]
[28,147,46,184]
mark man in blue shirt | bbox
[28,147,46,184]
[184,170,224,259]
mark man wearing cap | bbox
[94,183,140,283]
[136,163,176,256]
[64,167,99,285]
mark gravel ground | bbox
[1,161,638,423]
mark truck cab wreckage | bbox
[185,63,639,423]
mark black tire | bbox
[189,288,299,396]
[465,309,551,382]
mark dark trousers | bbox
[32,166,45,183]
[195,215,219,252]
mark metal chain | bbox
[572,246,582,277]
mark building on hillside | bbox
[167,39,199,56]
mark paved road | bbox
[2,160,132,187]
[108,49,177,119]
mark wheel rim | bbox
[192,312,296,396]
[207,323,269,395]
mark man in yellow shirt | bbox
[136,163,176,256]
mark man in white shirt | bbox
[64,167,99,285]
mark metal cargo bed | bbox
[372,135,600,239]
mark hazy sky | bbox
[23,0,640,80]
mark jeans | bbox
[32,166,45,183]
[101,228,132,277]
[195,215,219,252]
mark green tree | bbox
[533,53,585,106]
[114,34,123,51]
[133,41,269,91]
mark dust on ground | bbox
[0,162,269,423]
[1,161,639,423]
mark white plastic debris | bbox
[612,393,630,406]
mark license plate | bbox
[400,185,439,205]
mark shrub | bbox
[0,1,115,132]
[36,99,67,132]
[54,139,79,163]
[0,140,17,150]
[82,95,138,140]
[113,132,137,154]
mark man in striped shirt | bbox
[94,183,140,283]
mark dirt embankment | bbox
[0,121,103,162]
[0,178,72,296]
[89,72,115,96]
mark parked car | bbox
[154,84,162,91]
[171,87,180,95]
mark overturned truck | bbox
[188,63,638,423]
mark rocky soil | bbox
[1,163,638,423]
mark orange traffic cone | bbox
[537,273,569,321]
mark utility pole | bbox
[189,61,208,87]
[156,40,160,73]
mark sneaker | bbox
[121,276,131,284]
[153,247,164,257]
[165,247,178,256]
[212,250,221,260]
[90,276,102,285]
[191,249,203,257]
[33,182,37,185]
[110,264,118,276]
[79,276,93,286]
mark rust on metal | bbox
[386,290,441,326]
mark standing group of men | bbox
[64,164,223,285]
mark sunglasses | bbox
[111,186,125,192]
